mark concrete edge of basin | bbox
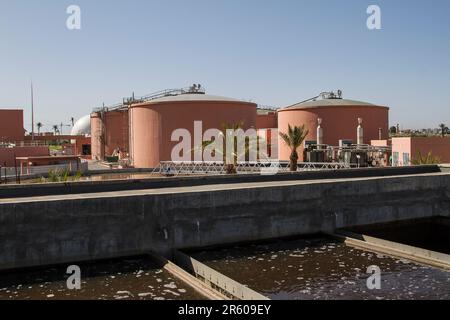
[172,250,270,301]
[328,232,450,270]
[148,252,228,301]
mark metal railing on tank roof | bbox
[92,85,206,113]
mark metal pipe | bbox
[357,118,364,145]
[317,118,324,149]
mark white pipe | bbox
[317,118,323,149]
[357,118,364,145]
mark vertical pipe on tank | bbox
[317,118,323,149]
[100,107,106,160]
[129,106,133,167]
[357,118,364,145]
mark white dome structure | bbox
[71,115,91,136]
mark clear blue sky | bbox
[0,0,449,132]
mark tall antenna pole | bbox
[31,81,35,141]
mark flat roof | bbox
[16,155,80,161]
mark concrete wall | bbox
[371,139,389,147]
[0,165,440,199]
[411,137,450,164]
[0,172,449,271]
[0,146,50,167]
[392,137,450,165]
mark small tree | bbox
[279,124,309,171]
[52,125,59,135]
[439,123,449,137]
[37,122,43,135]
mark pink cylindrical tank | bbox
[129,94,257,168]
[277,98,389,161]
[90,112,103,160]
[90,109,129,161]
[103,110,129,157]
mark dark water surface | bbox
[189,237,450,300]
[346,217,450,254]
[0,256,203,300]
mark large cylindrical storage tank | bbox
[90,109,129,161]
[90,112,103,160]
[129,94,257,168]
[277,98,389,161]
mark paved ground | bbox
[1,172,448,204]
[87,160,110,171]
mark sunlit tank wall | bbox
[90,112,103,160]
[129,95,257,168]
[277,102,389,161]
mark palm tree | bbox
[389,126,397,135]
[52,125,59,135]
[279,124,309,171]
[439,123,449,137]
[37,122,43,136]
[199,122,245,174]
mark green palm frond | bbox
[279,124,309,151]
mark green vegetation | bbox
[42,169,83,183]
[49,145,63,152]
[279,124,309,172]
[412,151,441,165]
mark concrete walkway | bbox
[1,172,448,204]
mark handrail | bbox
[155,161,351,176]
[93,86,206,113]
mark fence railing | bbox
[0,141,51,147]
[154,161,351,176]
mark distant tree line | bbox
[389,123,449,137]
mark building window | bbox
[82,144,91,156]
[403,153,410,166]
[392,152,399,167]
